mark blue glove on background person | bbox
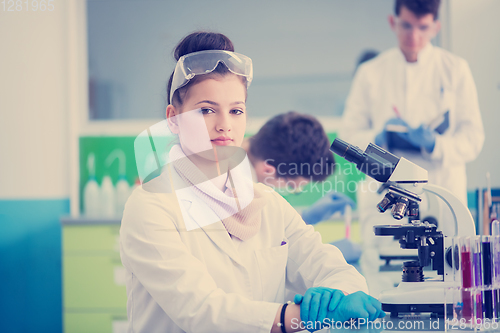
[407,124,436,152]
[301,192,355,225]
[294,288,345,332]
[375,118,436,153]
[374,118,409,147]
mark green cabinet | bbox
[62,220,128,333]
[65,313,128,333]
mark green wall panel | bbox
[79,136,138,213]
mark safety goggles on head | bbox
[170,50,253,103]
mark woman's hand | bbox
[294,289,385,332]
[294,287,345,331]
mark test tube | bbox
[491,220,500,237]
[460,236,473,320]
[452,236,463,287]
[492,235,500,320]
[482,236,494,319]
[447,237,464,329]
[344,204,352,239]
[472,236,483,322]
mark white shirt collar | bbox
[398,42,434,66]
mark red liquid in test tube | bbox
[461,250,473,319]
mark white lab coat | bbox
[340,43,484,204]
[119,165,368,333]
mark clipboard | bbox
[384,110,450,135]
[429,110,450,134]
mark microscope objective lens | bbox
[392,197,409,220]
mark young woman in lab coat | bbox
[120,32,384,333]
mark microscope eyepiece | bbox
[330,138,365,166]
[330,138,400,183]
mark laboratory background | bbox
[1,0,500,332]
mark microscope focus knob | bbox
[422,216,439,229]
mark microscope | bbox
[330,138,476,317]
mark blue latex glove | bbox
[375,118,409,147]
[329,291,386,323]
[407,124,436,152]
[294,288,345,332]
[301,192,355,225]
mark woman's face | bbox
[169,75,247,157]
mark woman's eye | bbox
[200,108,215,115]
[231,109,244,115]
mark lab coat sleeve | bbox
[339,65,378,150]
[270,190,368,295]
[120,189,280,333]
[427,60,485,165]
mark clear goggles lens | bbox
[170,50,253,103]
[395,19,435,37]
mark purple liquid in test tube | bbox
[492,236,500,319]
[461,238,473,320]
[473,237,483,320]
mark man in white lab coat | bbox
[340,0,484,205]
[341,0,484,298]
